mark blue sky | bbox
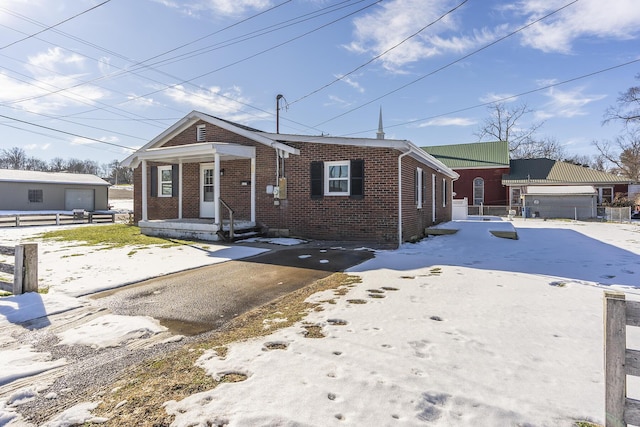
[0,0,639,165]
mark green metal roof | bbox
[421,141,509,169]
[503,158,631,185]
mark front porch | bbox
[139,218,258,242]
[139,142,257,224]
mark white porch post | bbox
[214,153,221,226]
[251,157,256,222]
[178,161,183,219]
[141,159,148,221]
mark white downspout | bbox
[214,153,221,228]
[178,161,183,219]
[141,159,148,221]
[251,157,256,222]
[397,149,413,246]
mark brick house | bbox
[121,111,458,247]
[423,141,631,219]
[422,141,510,205]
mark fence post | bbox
[605,291,627,427]
[12,243,38,295]
[23,243,38,293]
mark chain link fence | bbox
[466,205,632,222]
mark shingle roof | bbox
[421,141,509,169]
[503,159,631,185]
[0,169,110,186]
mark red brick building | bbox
[121,111,458,247]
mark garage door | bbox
[65,189,94,211]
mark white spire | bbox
[376,107,385,140]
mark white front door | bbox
[200,163,215,218]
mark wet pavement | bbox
[92,245,374,335]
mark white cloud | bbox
[163,84,261,122]
[27,47,85,74]
[0,47,109,114]
[126,94,156,109]
[535,84,607,120]
[336,74,364,93]
[71,135,120,146]
[508,0,640,53]
[153,0,272,17]
[0,72,103,114]
[71,136,120,145]
[323,95,353,108]
[346,0,505,72]
[417,117,477,127]
[479,93,518,104]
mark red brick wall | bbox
[133,121,453,246]
[453,167,510,205]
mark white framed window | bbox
[196,124,206,142]
[158,165,173,197]
[324,161,350,196]
[473,177,484,205]
[442,178,447,208]
[416,167,423,209]
[598,187,613,204]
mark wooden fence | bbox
[0,243,38,295]
[0,211,115,228]
[604,291,640,426]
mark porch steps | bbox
[217,226,264,243]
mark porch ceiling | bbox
[135,142,256,165]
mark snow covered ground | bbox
[2,218,640,426]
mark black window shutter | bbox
[172,165,179,197]
[150,166,157,197]
[414,168,418,203]
[310,161,323,199]
[350,159,364,199]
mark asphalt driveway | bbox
[92,245,374,335]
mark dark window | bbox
[28,189,43,203]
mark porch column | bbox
[141,160,148,221]
[178,161,183,219]
[251,157,256,222]
[214,153,221,226]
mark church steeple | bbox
[376,107,385,140]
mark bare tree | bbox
[474,102,567,159]
[24,156,48,171]
[0,147,27,169]
[49,157,67,172]
[593,129,640,181]
[604,73,640,129]
[513,136,566,160]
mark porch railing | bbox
[219,198,235,240]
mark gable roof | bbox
[121,110,458,179]
[0,169,110,186]
[421,141,509,169]
[261,132,458,179]
[121,111,299,168]
[503,158,631,186]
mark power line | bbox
[314,0,581,127]
[0,113,136,151]
[290,0,470,106]
[0,1,359,133]
[0,1,112,50]
[342,57,640,137]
